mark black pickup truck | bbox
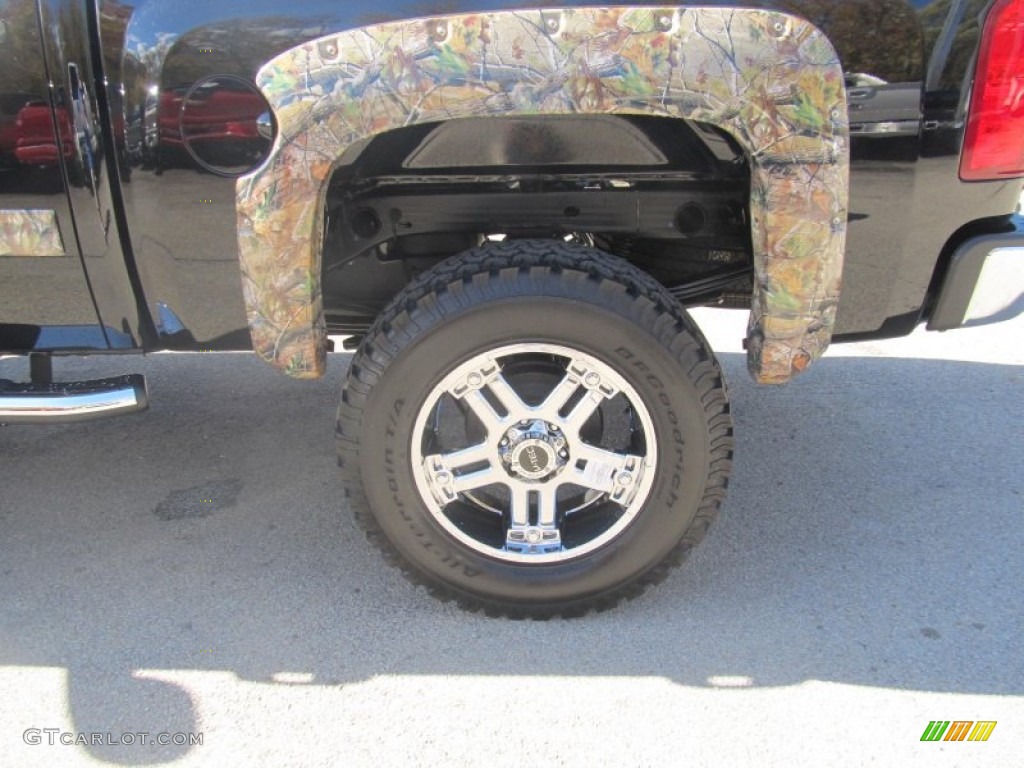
[1,0,1021,616]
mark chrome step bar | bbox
[0,374,148,424]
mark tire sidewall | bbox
[356,283,714,607]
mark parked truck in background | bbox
[1,0,1021,616]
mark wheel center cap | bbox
[500,420,567,482]
[510,439,555,479]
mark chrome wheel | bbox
[338,240,733,615]
[411,343,657,563]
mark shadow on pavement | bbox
[1,350,1021,763]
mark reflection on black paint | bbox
[154,76,273,177]
[0,0,107,343]
[86,0,1019,348]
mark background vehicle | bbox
[153,80,271,173]
[0,92,38,171]
[13,101,70,167]
[1,0,1021,615]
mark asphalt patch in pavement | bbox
[154,477,243,520]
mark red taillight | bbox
[960,0,1024,181]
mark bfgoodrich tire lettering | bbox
[336,240,733,617]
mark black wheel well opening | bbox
[320,114,754,337]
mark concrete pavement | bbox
[1,310,1021,767]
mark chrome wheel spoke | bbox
[507,481,531,528]
[535,371,581,422]
[505,480,562,554]
[573,445,646,503]
[486,372,530,419]
[536,482,559,528]
[461,388,506,437]
[452,465,503,494]
[439,442,491,470]
[422,443,495,503]
[536,358,619,436]
[562,389,605,435]
[412,343,657,563]
[445,357,514,438]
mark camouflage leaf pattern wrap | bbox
[236,7,848,383]
[0,209,65,257]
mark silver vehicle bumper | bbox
[928,222,1024,331]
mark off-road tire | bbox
[336,240,733,617]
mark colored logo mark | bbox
[920,721,997,742]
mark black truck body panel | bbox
[0,0,1020,354]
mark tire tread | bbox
[336,240,733,617]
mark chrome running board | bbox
[0,374,148,424]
